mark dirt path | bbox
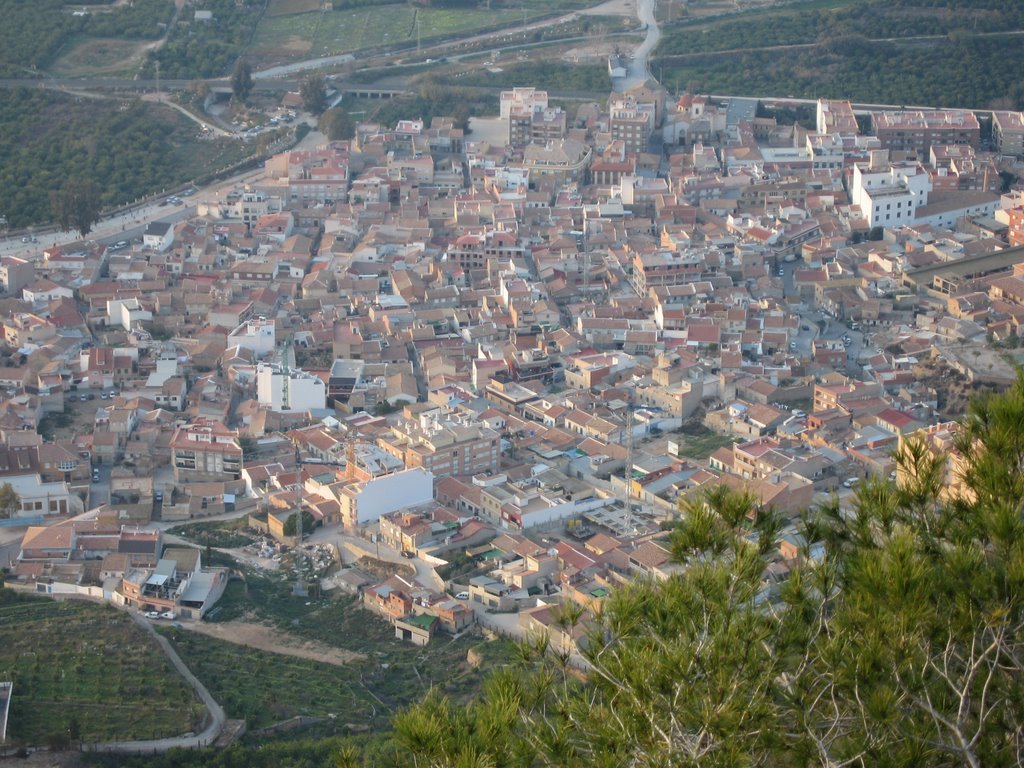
[181,620,366,666]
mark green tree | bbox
[0,482,21,519]
[319,106,355,140]
[300,74,328,116]
[391,375,1024,767]
[49,178,101,237]
[231,60,253,103]
[283,510,315,538]
[238,436,257,459]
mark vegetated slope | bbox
[655,0,1024,108]
[0,591,200,747]
[142,0,264,78]
[658,0,1024,56]
[0,89,248,228]
[0,0,173,76]
[658,34,1024,109]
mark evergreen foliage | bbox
[387,378,1024,767]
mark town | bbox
[1,72,1024,752]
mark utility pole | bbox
[292,445,307,597]
[624,394,635,535]
[155,60,160,99]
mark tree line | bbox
[0,0,173,75]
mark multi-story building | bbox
[520,139,592,185]
[378,410,501,478]
[0,257,34,295]
[284,144,350,207]
[256,364,326,413]
[992,111,1024,157]
[226,317,276,358]
[170,418,243,482]
[629,246,723,296]
[500,87,549,120]
[816,99,859,137]
[610,95,656,154]
[870,110,980,158]
[509,106,567,147]
[850,155,932,229]
[446,230,523,271]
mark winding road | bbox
[84,613,226,755]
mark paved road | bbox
[615,0,660,89]
[254,54,355,80]
[85,612,226,755]
[0,165,265,260]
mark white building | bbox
[142,221,174,252]
[851,153,932,229]
[227,317,276,358]
[340,467,434,527]
[107,298,153,331]
[256,364,327,413]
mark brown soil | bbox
[181,620,365,666]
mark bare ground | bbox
[181,620,366,666]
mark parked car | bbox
[160,611,176,620]
[400,551,415,558]
[155,492,163,502]
[145,611,160,619]
[455,591,469,600]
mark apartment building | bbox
[870,110,980,158]
[446,230,523,271]
[256,363,327,413]
[170,418,243,482]
[992,111,1024,158]
[379,410,500,477]
[629,246,721,296]
[610,95,656,154]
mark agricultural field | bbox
[249,3,552,64]
[165,584,493,731]
[0,591,201,747]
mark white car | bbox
[455,591,469,600]
[160,611,176,620]
[145,611,160,619]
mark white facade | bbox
[227,318,276,358]
[344,468,434,526]
[7,474,84,518]
[851,160,932,228]
[107,298,153,331]
[142,223,174,251]
[256,364,326,413]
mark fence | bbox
[0,516,43,528]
